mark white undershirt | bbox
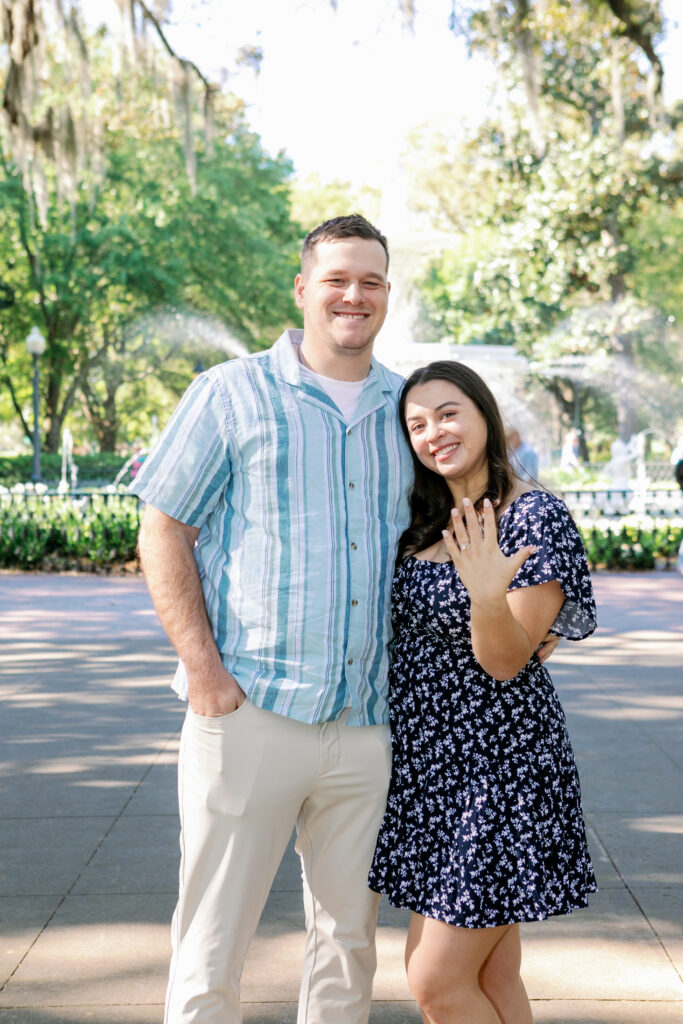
[300,365,366,422]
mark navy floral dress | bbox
[368,491,598,928]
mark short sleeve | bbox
[499,491,597,640]
[129,371,232,528]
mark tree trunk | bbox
[513,0,545,158]
[604,215,639,440]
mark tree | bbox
[406,0,683,446]
[0,49,301,452]
[1,0,220,209]
[290,173,381,229]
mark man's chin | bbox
[332,323,381,347]
[333,337,375,355]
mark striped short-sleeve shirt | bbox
[131,330,414,726]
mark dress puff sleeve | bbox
[498,490,597,641]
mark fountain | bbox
[606,435,637,491]
[374,208,534,437]
[58,428,78,493]
[109,448,149,490]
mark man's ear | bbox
[294,273,305,310]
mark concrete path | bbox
[0,570,681,1024]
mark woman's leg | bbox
[404,912,510,1024]
[479,925,533,1024]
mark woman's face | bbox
[403,379,489,490]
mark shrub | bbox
[0,490,141,572]
[1,492,681,574]
[577,516,683,570]
[0,454,128,488]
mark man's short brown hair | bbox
[301,214,389,273]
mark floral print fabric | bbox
[368,491,598,927]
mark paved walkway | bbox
[0,571,682,1023]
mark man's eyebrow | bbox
[322,269,386,280]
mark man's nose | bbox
[343,282,363,304]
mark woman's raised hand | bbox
[441,497,537,606]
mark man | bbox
[132,214,414,1023]
[506,425,539,482]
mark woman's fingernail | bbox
[451,508,459,517]
[463,497,471,506]
[484,498,491,507]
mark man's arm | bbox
[138,504,245,716]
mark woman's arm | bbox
[471,580,564,680]
[138,504,245,715]
[442,497,565,681]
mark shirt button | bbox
[348,481,355,489]
[347,658,354,665]
[347,427,352,435]
[350,542,357,550]
[351,599,358,607]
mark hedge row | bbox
[0,454,128,488]
[578,516,683,570]
[0,492,141,572]
[1,495,682,574]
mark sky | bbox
[88,0,683,190]
[165,0,500,185]
[156,0,683,186]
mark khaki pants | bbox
[164,700,392,1023]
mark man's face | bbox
[294,237,390,363]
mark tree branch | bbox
[134,0,217,95]
[604,0,664,101]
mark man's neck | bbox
[298,342,372,382]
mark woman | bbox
[369,361,597,1024]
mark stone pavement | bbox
[0,570,681,1024]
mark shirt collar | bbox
[271,328,397,394]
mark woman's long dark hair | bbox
[398,361,517,559]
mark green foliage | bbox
[0,490,678,574]
[290,174,381,229]
[578,516,683,570]
[408,0,683,446]
[0,492,141,571]
[625,197,683,323]
[0,46,301,454]
[0,454,127,487]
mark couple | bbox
[132,214,597,1024]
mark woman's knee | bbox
[479,925,523,1000]
[406,952,469,1018]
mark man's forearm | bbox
[138,505,244,715]
[138,506,222,674]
